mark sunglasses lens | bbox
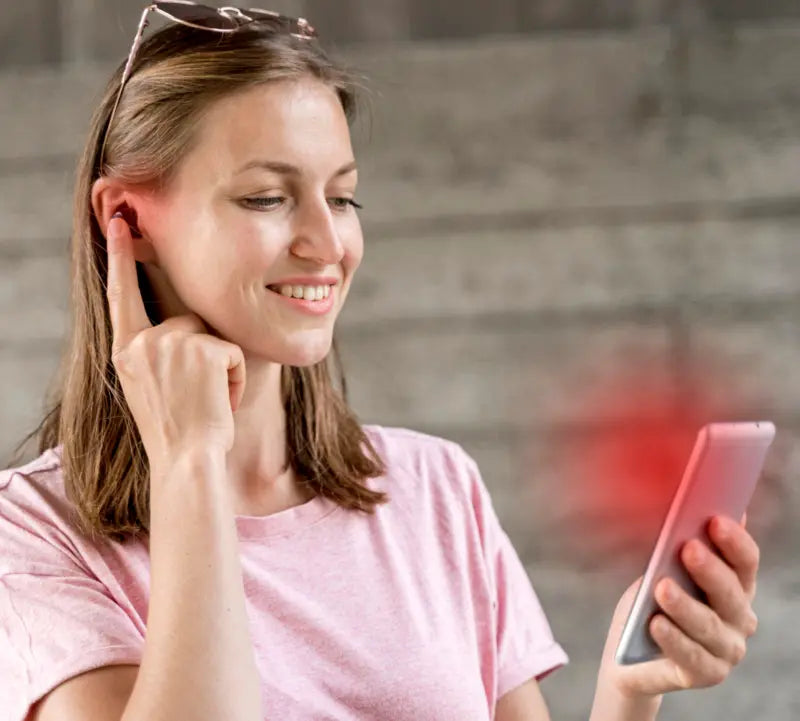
[155,2,235,29]
[154,2,316,36]
[244,9,293,31]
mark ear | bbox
[90,176,158,265]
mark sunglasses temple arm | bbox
[100,6,152,167]
[121,7,153,90]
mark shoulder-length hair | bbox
[7,21,388,543]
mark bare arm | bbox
[495,675,661,721]
[120,449,261,721]
[76,210,260,721]
[495,678,551,721]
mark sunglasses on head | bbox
[99,1,318,170]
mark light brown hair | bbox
[6,22,388,543]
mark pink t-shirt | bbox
[0,425,567,720]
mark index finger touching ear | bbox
[106,212,152,351]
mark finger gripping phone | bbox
[615,421,776,665]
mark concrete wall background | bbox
[1,2,798,718]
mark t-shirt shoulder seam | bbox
[1,455,62,492]
[363,424,465,454]
[363,425,474,502]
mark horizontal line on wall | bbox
[2,292,798,352]
[0,241,71,262]
[0,154,77,175]
[365,412,800,445]
[361,195,800,240]
[335,293,800,339]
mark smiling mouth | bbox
[266,283,333,302]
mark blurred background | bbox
[1,1,798,718]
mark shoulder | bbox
[361,424,484,509]
[363,424,477,477]
[0,444,67,511]
[0,444,65,494]
[0,444,82,570]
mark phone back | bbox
[615,421,776,665]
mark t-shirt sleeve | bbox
[0,483,143,721]
[461,449,569,699]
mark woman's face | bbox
[136,76,362,366]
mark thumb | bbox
[229,361,246,413]
[615,657,690,697]
[230,380,245,413]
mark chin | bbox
[281,346,331,367]
[253,333,333,367]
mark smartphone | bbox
[615,421,776,665]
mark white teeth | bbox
[270,284,331,302]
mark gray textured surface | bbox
[0,15,798,720]
[5,1,800,65]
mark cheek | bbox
[343,231,364,273]
[155,234,232,301]
[232,220,287,266]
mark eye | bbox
[242,196,285,210]
[329,197,363,211]
[242,197,364,211]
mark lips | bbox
[266,276,339,286]
[267,283,331,301]
[264,282,336,315]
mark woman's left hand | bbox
[600,513,760,700]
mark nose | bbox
[289,195,345,265]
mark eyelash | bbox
[243,197,363,211]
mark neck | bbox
[224,358,313,516]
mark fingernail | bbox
[688,541,705,565]
[661,579,676,602]
[111,211,123,220]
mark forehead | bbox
[185,77,353,179]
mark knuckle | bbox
[110,348,129,373]
[708,662,730,686]
[745,611,759,637]
[187,334,215,358]
[117,332,154,369]
[129,332,153,355]
[156,330,180,351]
[106,283,123,301]
[730,637,747,665]
[686,645,704,671]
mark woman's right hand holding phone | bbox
[105,212,246,471]
[590,514,759,721]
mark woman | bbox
[0,4,760,720]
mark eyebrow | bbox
[234,159,358,178]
